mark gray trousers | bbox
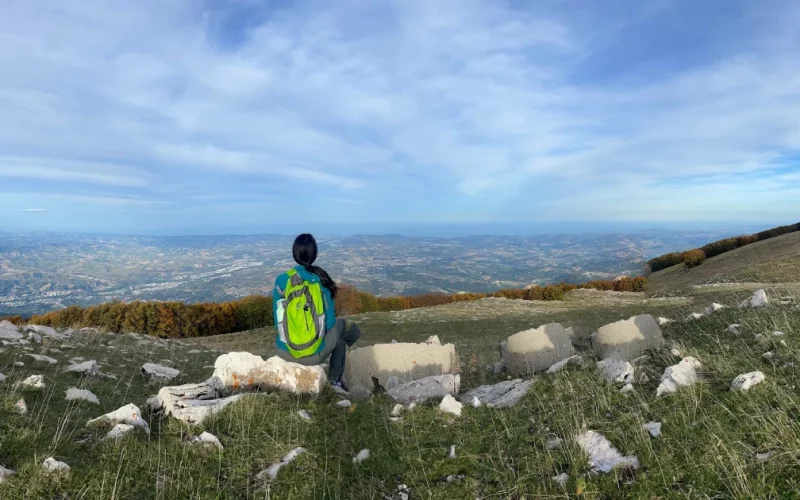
[276,318,361,382]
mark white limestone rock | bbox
[553,473,569,488]
[14,398,27,414]
[386,374,460,405]
[772,331,786,337]
[66,360,99,376]
[353,449,371,464]
[705,303,727,315]
[439,394,463,417]
[620,383,634,394]
[336,399,352,408]
[298,410,312,421]
[141,363,181,382]
[150,382,247,425]
[731,371,765,391]
[740,289,768,309]
[26,354,57,364]
[727,324,741,334]
[0,320,23,341]
[190,431,223,451]
[597,359,634,385]
[0,465,16,483]
[27,333,42,344]
[688,313,704,320]
[546,355,582,374]
[657,357,702,397]
[448,445,457,459]
[258,447,306,481]
[13,361,24,367]
[461,379,534,408]
[657,317,673,326]
[575,430,639,473]
[105,423,135,440]
[0,373,5,383]
[18,374,45,390]
[391,404,404,417]
[594,315,664,361]
[424,335,441,345]
[212,352,326,396]
[87,403,150,434]
[643,422,662,437]
[42,457,70,473]
[504,323,575,376]
[66,388,100,404]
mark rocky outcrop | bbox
[731,371,765,391]
[503,323,575,376]
[0,320,22,341]
[149,353,326,424]
[460,379,534,408]
[593,315,664,361]
[386,374,460,405]
[344,342,458,394]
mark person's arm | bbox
[273,274,287,328]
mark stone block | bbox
[344,342,458,392]
[503,323,575,377]
[593,314,664,360]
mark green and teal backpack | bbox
[276,268,327,358]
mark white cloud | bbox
[23,208,47,213]
[0,0,797,228]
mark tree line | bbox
[2,277,646,339]
[646,222,800,273]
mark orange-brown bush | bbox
[682,249,706,268]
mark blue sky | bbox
[0,0,798,235]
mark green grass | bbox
[647,231,800,295]
[2,292,800,498]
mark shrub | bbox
[682,249,706,268]
[0,315,25,326]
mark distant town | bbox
[0,228,758,316]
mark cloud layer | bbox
[0,0,798,233]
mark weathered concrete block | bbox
[344,342,458,391]
[503,323,575,377]
[593,315,664,361]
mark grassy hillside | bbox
[647,231,800,295]
[2,287,800,497]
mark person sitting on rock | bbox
[273,233,361,391]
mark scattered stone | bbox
[18,374,45,390]
[27,333,42,344]
[448,445,457,459]
[0,373,5,383]
[504,323,575,376]
[772,331,786,337]
[657,357,701,397]
[553,472,569,488]
[546,355,582,374]
[141,363,181,382]
[386,374,460,405]
[471,396,481,408]
[731,371,765,391]
[13,361,24,367]
[546,437,563,450]
[461,379,533,408]
[740,289,768,309]
[87,403,150,434]
[643,422,661,437]
[0,320,23,341]
[353,448,370,464]
[26,324,68,339]
[594,315,664,361]
[336,399,352,408]
[66,388,100,404]
[298,410,312,421]
[190,431,223,451]
[671,347,682,357]
[727,324,741,334]
[597,359,634,385]
[26,354,57,364]
[66,360,99,376]
[756,451,774,462]
[105,423,135,440]
[213,352,326,396]
[425,335,441,345]
[620,384,634,394]
[392,484,411,499]
[344,341,457,392]
[14,398,27,414]
[42,457,70,473]
[763,352,775,360]
[657,317,673,326]
[0,465,16,483]
[688,313,704,320]
[446,475,466,483]
[575,430,639,473]
[705,303,727,315]
[391,404,405,417]
[439,395,463,417]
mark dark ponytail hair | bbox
[292,233,338,298]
